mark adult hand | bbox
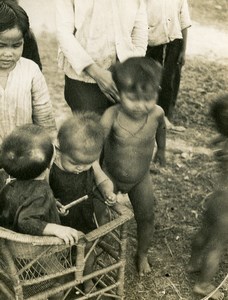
[177,51,185,66]
[85,64,120,103]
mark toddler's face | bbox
[120,91,157,119]
[60,150,98,174]
[0,26,24,71]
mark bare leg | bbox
[188,225,211,273]
[193,234,225,300]
[128,173,155,276]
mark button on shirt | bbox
[146,0,191,47]
[56,0,148,83]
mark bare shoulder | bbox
[101,104,120,122]
[155,105,165,117]
[148,105,165,119]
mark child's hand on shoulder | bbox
[98,178,117,206]
[43,223,79,244]
[153,149,166,167]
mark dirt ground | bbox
[19,1,228,299]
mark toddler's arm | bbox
[100,106,118,138]
[43,223,78,244]
[154,110,166,167]
[93,161,117,206]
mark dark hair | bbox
[112,57,162,101]
[0,0,29,36]
[210,94,228,137]
[1,124,54,180]
[58,111,104,159]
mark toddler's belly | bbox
[103,151,151,185]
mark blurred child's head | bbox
[58,111,104,174]
[0,0,30,70]
[1,124,54,180]
[112,57,162,118]
[210,94,228,137]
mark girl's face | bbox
[0,27,24,71]
[120,91,157,119]
[60,150,99,174]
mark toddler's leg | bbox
[193,229,225,300]
[128,173,155,276]
[188,224,211,273]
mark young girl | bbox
[0,0,56,187]
[101,57,166,276]
[7,0,42,70]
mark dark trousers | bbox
[146,39,183,119]
[64,76,113,115]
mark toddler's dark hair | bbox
[112,57,162,101]
[1,124,54,180]
[210,94,228,137]
[58,111,104,159]
[0,0,29,36]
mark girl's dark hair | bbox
[210,94,228,137]
[112,57,162,101]
[0,0,29,36]
[1,124,54,180]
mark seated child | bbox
[100,57,166,276]
[0,124,78,243]
[49,111,117,292]
[188,94,228,300]
[0,124,79,300]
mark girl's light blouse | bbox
[0,57,56,144]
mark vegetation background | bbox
[19,1,228,299]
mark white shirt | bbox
[146,0,191,46]
[0,58,56,144]
[56,0,148,83]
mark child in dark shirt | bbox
[101,57,166,276]
[189,94,228,300]
[49,111,116,233]
[0,124,78,244]
[49,111,117,293]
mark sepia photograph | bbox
[0,0,228,299]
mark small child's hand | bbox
[98,178,117,206]
[43,223,79,245]
[153,149,166,167]
[104,192,117,206]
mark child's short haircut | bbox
[112,57,162,101]
[0,0,29,36]
[210,94,228,137]
[1,124,54,180]
[58,111,104,159]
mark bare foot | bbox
[193,283,224,300]
[164,117,186,132]
[136,255,151,276]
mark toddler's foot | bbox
[193,283,224,300]
[136,254,151,276]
